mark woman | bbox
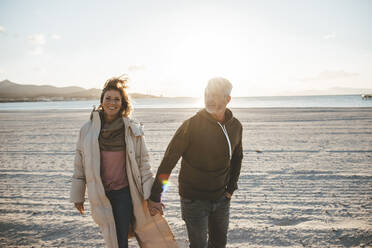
[70,76,178,248]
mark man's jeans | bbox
[106,187,133,248]
[181,195,230,248]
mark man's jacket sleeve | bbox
[226,126,243,195]
[150,119,191,202]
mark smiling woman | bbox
[70,75,178,248]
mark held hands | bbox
[74,202,84,215]
[146,193,230,217]
[147,199,165,216]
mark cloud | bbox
[28,34,46,45]
[28,33,48,55]
[299,70,359,82]
[323,33,336,40]
[128,65,146,72]
[29,47,44,55]
[50,34,61,40]
[0,25,5,33]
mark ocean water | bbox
[0,95,372,110]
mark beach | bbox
[0,107,371,247]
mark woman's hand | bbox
[147,199,165,216]
[74,202,84,215]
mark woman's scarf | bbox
[98,112,126,151]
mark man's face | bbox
[204,89,230,115]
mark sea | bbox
[0,95,372,110]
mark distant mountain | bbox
[0,80,158,102]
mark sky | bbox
[0,0,371,97]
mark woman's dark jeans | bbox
[106,187,133,248]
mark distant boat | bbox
[361,94,372,100]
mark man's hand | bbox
[147,199,165,216]
[74,202,84,215]
[225,192,232,199]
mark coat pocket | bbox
[91,205,114,226]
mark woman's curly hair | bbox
[98,74,132,117]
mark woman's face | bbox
[102,90,122,119]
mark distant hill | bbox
[0,80,158,102]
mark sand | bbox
[0,107,371,247]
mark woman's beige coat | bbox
[70,111,178,248]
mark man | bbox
[148,77,243,248]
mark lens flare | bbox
[161,180,170,193]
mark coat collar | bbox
[91,110,144,137]
[123,117,144,137]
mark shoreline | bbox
[0,94,369,103]
[1,106,372,113]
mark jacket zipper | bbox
[217,122,232,160]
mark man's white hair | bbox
[205,77,232,96]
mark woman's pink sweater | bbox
[100,150,128,192]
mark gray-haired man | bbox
[148,77,243,248]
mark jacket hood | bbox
[198,108,234,125]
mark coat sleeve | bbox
[70,127,87,203]
[226,125,243,195]
[137,134,155,200]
